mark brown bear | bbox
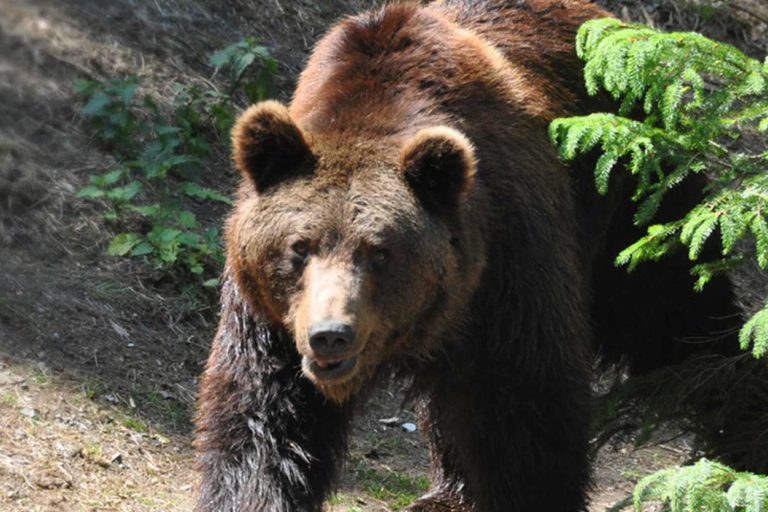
[194,0,740,510]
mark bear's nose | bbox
[308,321,356,358]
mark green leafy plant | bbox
[76,38,277,283]
[549,18,768,358]
[210,36,277,102]
[354,466,430,510]
[75,78,142,154]
[633,459,768,511]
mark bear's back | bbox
[290,0,610,137]
[433,0,611,116]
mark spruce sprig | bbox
[633,458,768,511]
[549,18,768,358]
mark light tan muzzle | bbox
[296,258,368,383]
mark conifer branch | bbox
[550,18,768,359]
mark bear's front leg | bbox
[405,396,475,512]
[195,303,354,512]
[412,349,592,512]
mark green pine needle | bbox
[633,459,768,512]
[549,18,768,360]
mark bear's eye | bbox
[291,240,310,259]
[370,248,389,270]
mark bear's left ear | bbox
[399,126,477,214]
[231,100,314,192]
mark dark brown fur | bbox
[194,1,741,510]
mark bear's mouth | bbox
[302,354,359,383]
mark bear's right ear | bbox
[231,101,314,191]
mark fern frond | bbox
[727,475,768,511]
[740,305,768,358]
[691,257,742,292]
[634,459,768,512]
[552,18,768,359]
[662,79,686,130]
[633,459,768,512]
[752,215,768,269]
[688,212,719,260]
[594,152,618,195]
[720,209,749,255]
[614,223,681,271]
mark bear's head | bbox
[227,101,485,402]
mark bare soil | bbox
[0,0,764,510]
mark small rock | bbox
[95,458,112,469]
[20,407,38,418]
[33,469,72,490]
[401,422,417,433]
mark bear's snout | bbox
[303,322,360,383]
[308,321,356,359]
[293,258,374,385]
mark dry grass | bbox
[0,356,195,511]
[0,353,690,511]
